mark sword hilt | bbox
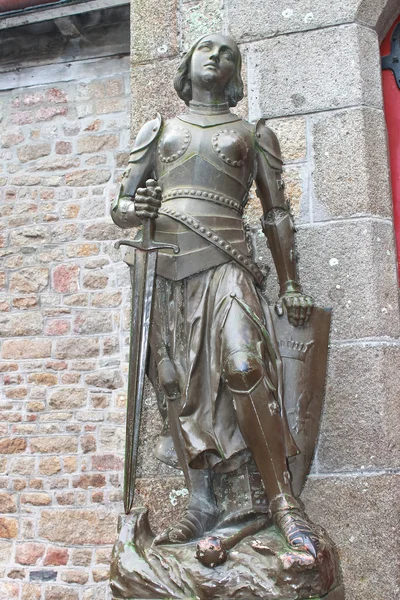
[115,219,179,254]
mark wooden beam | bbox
[0,0,129,30]
[54,15,83,37]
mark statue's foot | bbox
[154,505,218,545]
[269,494,320,559]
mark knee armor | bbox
[224,350,265,393]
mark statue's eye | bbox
[222,51,234,61]
[198,42,211,51]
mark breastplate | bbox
[153,112,256,281]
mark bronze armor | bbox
[153,112,255,280]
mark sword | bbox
[116,207,179,515]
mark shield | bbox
[271,306,332,497]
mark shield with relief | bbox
[271,306,332,497]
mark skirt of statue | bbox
[148,261,296,474]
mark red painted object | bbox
[381,15,400,281]
[0,0,65,13]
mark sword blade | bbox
[124,248,157,514]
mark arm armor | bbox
[111,113,162,229]
[255,118,301,295]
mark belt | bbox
[162,188,244,214]
[159,206,264,286]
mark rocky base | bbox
[109,508,343,600]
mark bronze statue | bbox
[110,33,343,600]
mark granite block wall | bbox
[129,1,400,599]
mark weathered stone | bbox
[0,438,27,454]
[30,570,58,581]
[0,581,18,597]
[65,169,111,186]
[317,344,400,471]
[9,457,34,475]
[85,370,123,390]
[99,426,124,453]
[39,509,118,545]
[92,567,109,582]
[21,493,51,506]
[0,540,13,564]
[181,0,223,50]
[55,338,99,360]
[131,57,184,134]
[72,548,92,566]
[22,583,42,600]
[72,474,106,489]
[10,226,50,247]
[81,434,97,454]
[45,586,79,600]
[55,141,72,154]
[31,156,80,171]
[45,319,70,336]
[44,547,69,566]
[131,0,178,62]
[13,296,39,310]
[17,143,51,163]
[61,569,89,584]
[256,220,400,340]
[2,339,51,359]
[296,220,400,340]
[77,134,119,154]
[27,373,55,387]
[95,96,127,115]
[82,272,109,289]
[39,457,61,476]
[46,88,68,103]
[4,386,27,399]
[51,224,79,243]
[1,130,24,148]
[52,264,79,293]
[49,388,87,410]
[63,293,89,307]
[15,543,45,566]
[302,474,400,600]
[30,436,78,454]
[0,518,17,539]
[79,197,106,221]
[267,116,307,163]
[35,106,68,121]
[226,0,361,41]
[311,108,392,219]
[73,311,113,334]
[92,291,122,308]
[92,454,123,471]
[10,267,49,294]
[0,312,42,337]
[83,222,122,241]
[247,25,382,120]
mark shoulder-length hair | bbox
[174,34,244,107]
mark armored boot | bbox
[154,468,218,544]
[153,358,219,545]
[225,350,319,558]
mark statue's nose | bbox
[209,49,219,62]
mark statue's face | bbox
[190,34,237,93]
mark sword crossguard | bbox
[115,219,179,254]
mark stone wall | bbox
[0,51,136,599]
[129,1,400,599]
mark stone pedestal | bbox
[110,509,343,600]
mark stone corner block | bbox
[247,24,382,120]
[311,107,392,220]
